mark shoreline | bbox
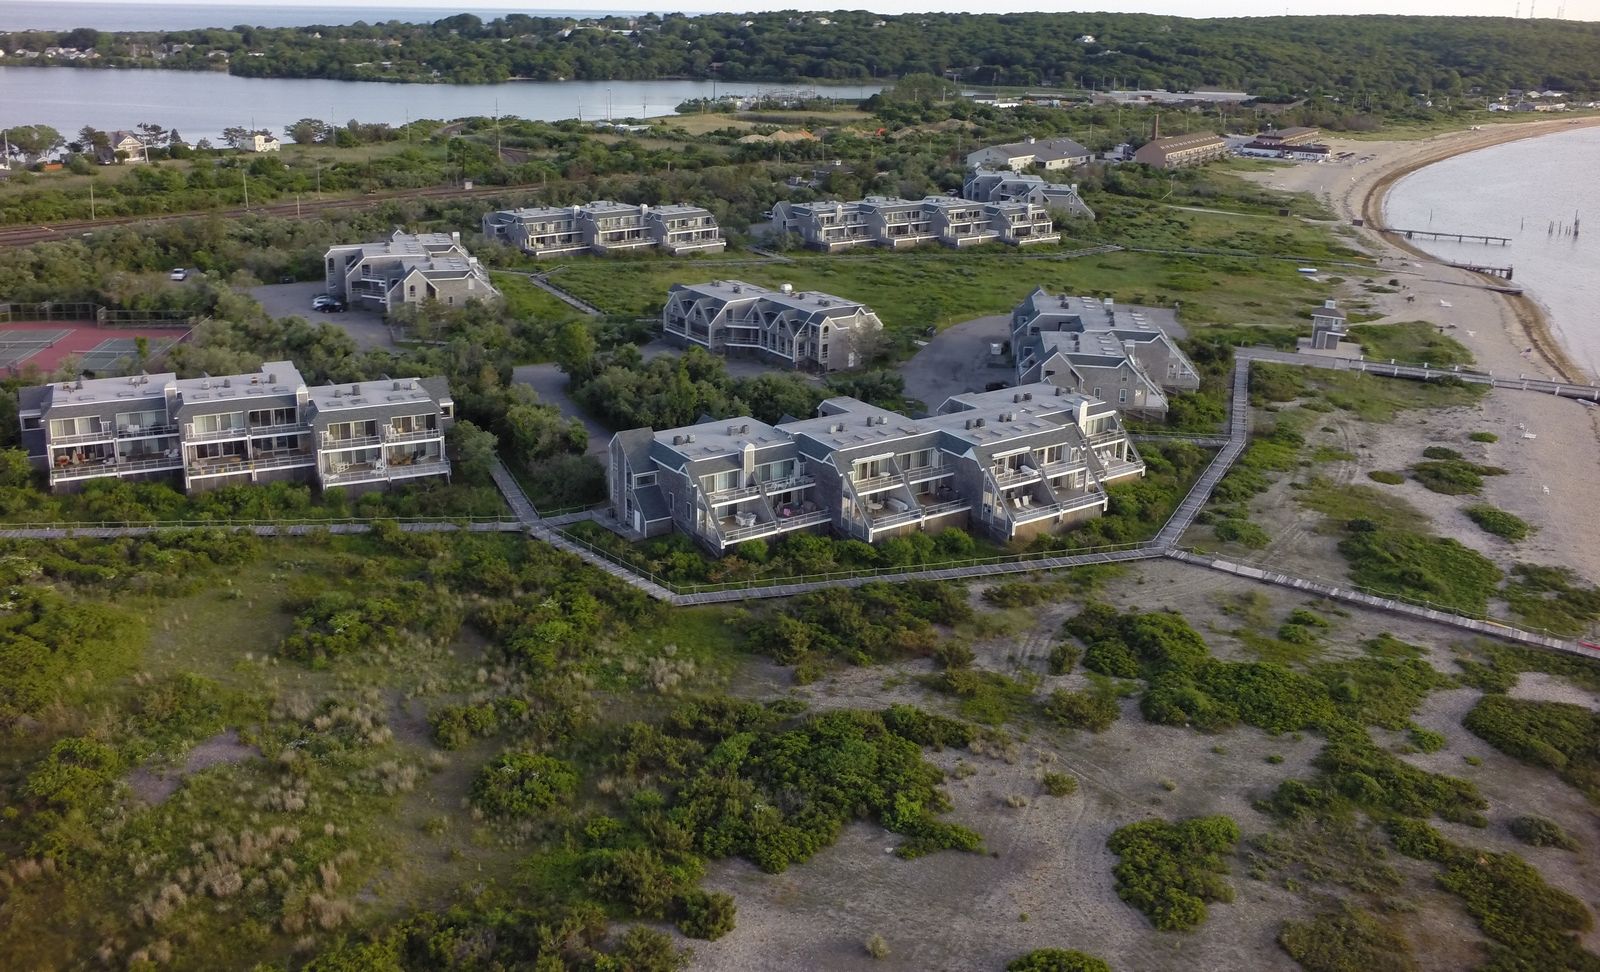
[1353,117,1600,385]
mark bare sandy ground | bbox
[692,562,1600,971]
[1235,124,1600,587]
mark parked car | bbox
[311,295,333,309]
[317,299,347,314]
[169,268,188,281]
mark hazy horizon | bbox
[34,0,1600,23]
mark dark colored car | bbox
[317,299,347,313]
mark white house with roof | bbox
[661,280,884,372]
[323,230,500,313]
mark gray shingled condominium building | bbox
[963,167,1097,220]
[481,201,725,258]
[770,195,1059,252]
[18,362,454,494]
[324,230,500,312]
[1012,287,1201,418]
[662,280,885,372]
[607,382,1143,553]
[964,136,1093,172]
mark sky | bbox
[41,0,1600,19]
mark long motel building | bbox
[18,362,455,494]
[607,383,1145,554]
[770,195,1059,252]
[481,201,726,258]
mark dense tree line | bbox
[4,13,1598,95]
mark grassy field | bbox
[533,246,1328,344]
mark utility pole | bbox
[243,169,249,209]
[89,180,95,219]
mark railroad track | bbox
[0,182,541,248]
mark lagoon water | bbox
[0,66,879,139]
[0,2,648,31]
[1383,126,1600,381]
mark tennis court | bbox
[0,328,72,368]
[77,337,181,373]
[0,322,191,375]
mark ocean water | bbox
[1384,126,1600,381]
[0,2,654,31]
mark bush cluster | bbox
[1387,819,1595,969]
[1509,815,1579,851]
[1107,816,1240,930]
[744,580,971,675]
[1463,695,1600,800]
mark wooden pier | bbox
[1379,226,1511,245]
[1447,261,1515,280]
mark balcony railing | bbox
[321,457,448,486]
[707,483,764,506]
[50,453,183,483]
[992,466,1041,488]
[1087,429,1127,446]
[384,426,442,444]
[719,508,830,543]
[850,472,901,494]
[321,433,381,450]
[118,423,179,439]
[183,424,250,443]
[247,422,305,439]
[920,499,971,518]
[1009,491,1106,524]
[187,451,316,478]
[869,507,924,531]
[903,464,952,484]
[758,474,815,494]
[49,428,115,447]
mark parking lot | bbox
[248,282,397,351]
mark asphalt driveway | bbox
[248,281,397,351]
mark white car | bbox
[169,268,188,281]
[312,295,334,309]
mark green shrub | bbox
[1422,446,1462,461]
[1469,431,1499,443]
[1107,816,1240,930]
[1409,459,1505,495]
[1215,518,1270,548]
[1337,524,1502,613]
[1047,642,1080,676]
[1279,903,1418,972]
[1407,725,1447,753]
[1041,772,1078,797]
[1502,564,1600,637]
[930,669,1039,725]
[1083,639,1141,678]
[1042,689,1119,733]
[675,889,736,940]
[1367,470,1406,485]
[1387,820,1595,968]
[1509,815,1579,851]
[983,581,1054,607]
[471,752,579,818]
[1463,504,1530,542]
[1265,727,1486,825]
[1006,948,1113,972]
[1463,695,1600,799]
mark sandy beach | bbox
[1238,120,1600,585]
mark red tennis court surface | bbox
[0,321,191,375]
